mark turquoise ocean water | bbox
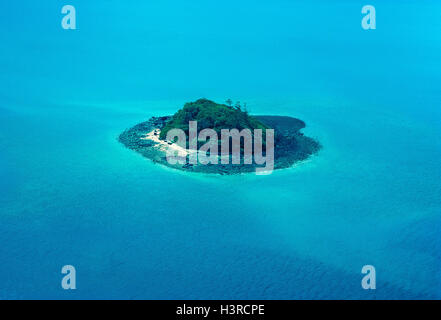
[1,0,440,299]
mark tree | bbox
[235,101,241,110]
[226,99,232,107]
[243,102,248,114]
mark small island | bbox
[119,99,320,174]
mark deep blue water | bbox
[1,0,440,299]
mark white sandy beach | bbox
[141,129,194,157]
[141,129,231,162]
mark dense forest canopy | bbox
[159,99,268,140]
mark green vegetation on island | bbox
[159,99,268,140]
